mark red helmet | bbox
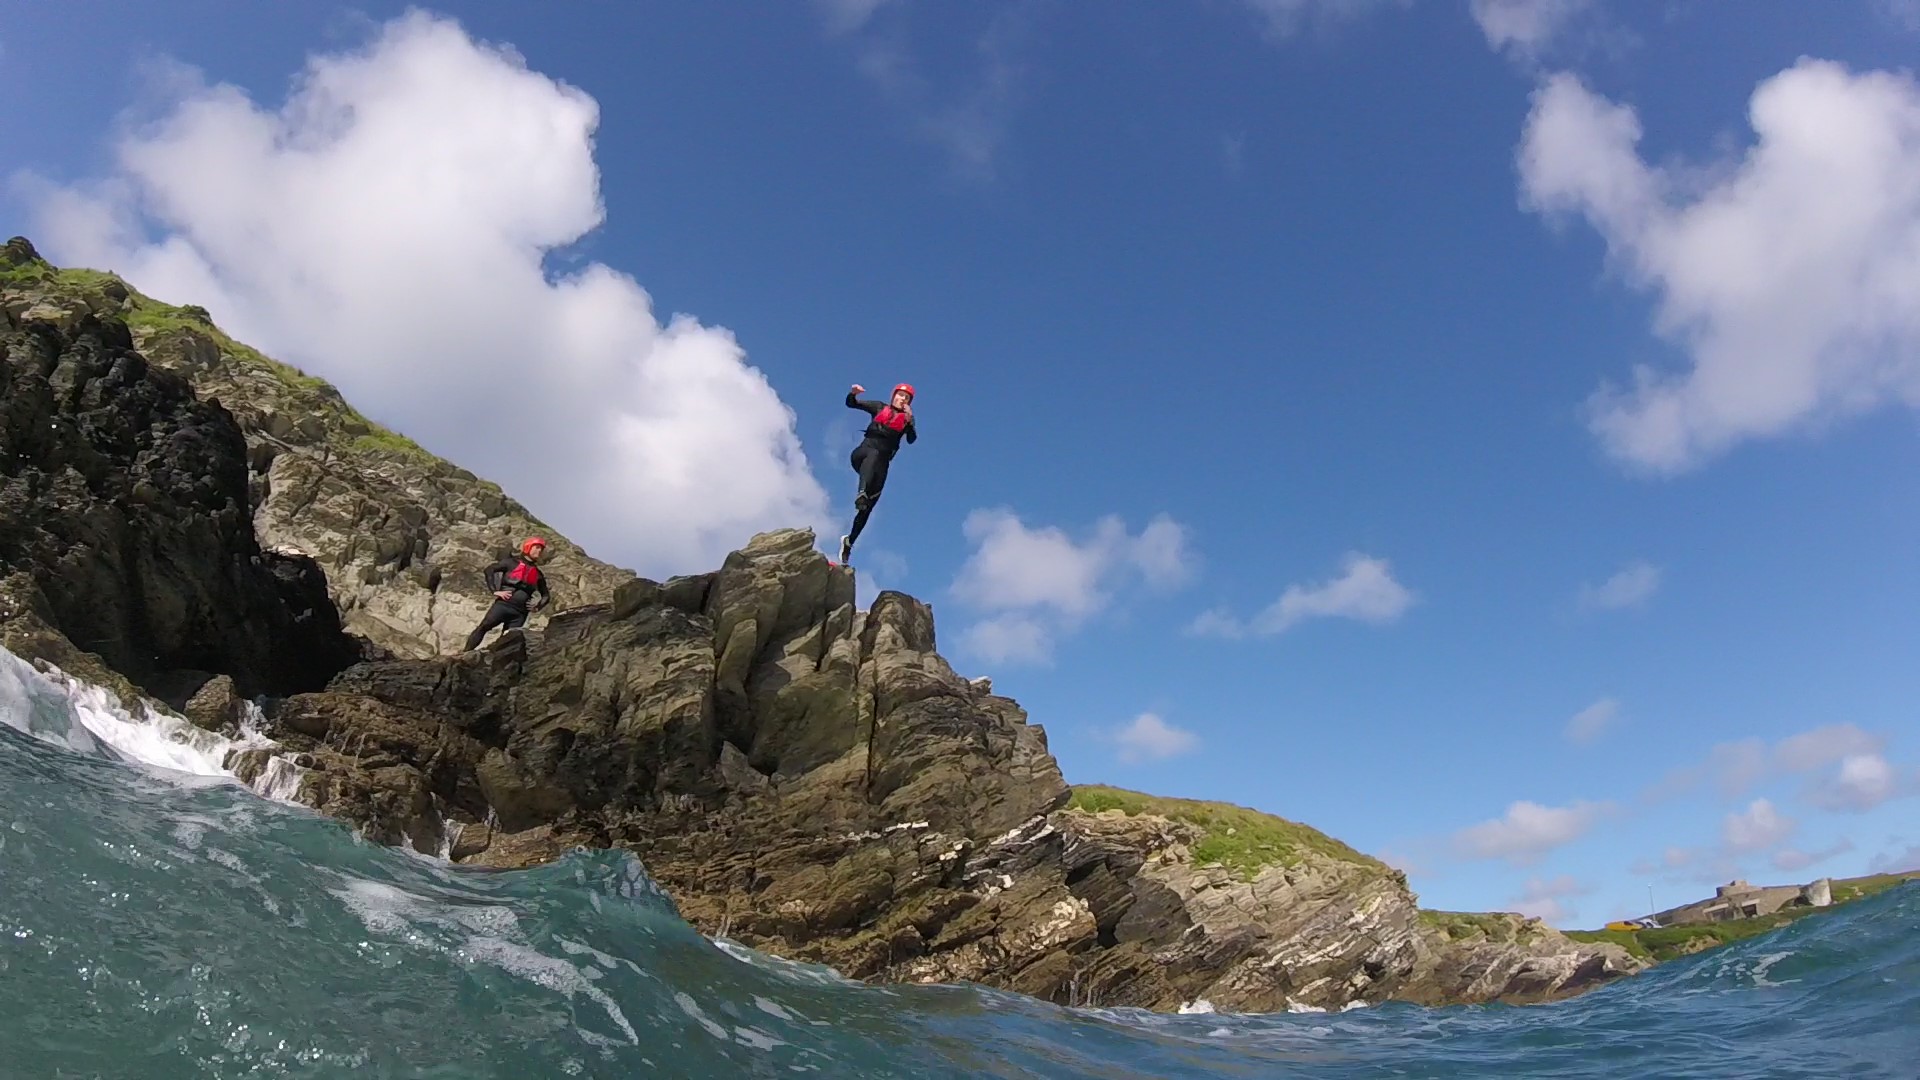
[892,383,916,401]
[521,537,548,556]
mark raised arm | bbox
[846,384,882,416]
[904,417,917,444]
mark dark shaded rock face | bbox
[4,235,635,660]
[0,310,364,701]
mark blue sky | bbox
[4,0,1918,928]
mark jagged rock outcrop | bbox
[243,529,1638,1011]
[0,240,1645,1012]
[1,236,633,659]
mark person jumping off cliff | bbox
[840,382,917,565]
[463,537,552,651]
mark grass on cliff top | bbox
[1564,871,1918,964]
[5,260,437,465]
[122,304,329,391]
[1565,909,1813,963]
[1067,785,1388,879]
[1830,871,1918,903]
[1,261,119,292]
[1418,910,1550,947]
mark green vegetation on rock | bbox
[1067,784,1386,878]
[1567,910,1814,962]
[1418,909,1548,946]
[1566,872,1918,963]
[1,261,120,292]
[125,303,328,391]
[5,239,594,662]
[1831,872,1916,904]
[347,431,437,461]
[3,256,434,464]
[0,264,44,288]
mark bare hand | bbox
[495,590,515,601]
[851,383,865,394]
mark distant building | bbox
[1650,877,1832,927]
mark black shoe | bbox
[839,535,853,564]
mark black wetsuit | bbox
[463,554,551,651]
[845,391,917,548]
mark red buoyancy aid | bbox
[873,405,909,432]
[506,559,544,590]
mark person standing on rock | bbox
[840,382,917,565]
[463,537,551,651]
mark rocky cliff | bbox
[0,238,1644,1012]
[0,291,365,705]
[1,236,634,660]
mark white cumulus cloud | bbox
[1769,726,1916,813]
[1805,752,1912,813]
[1773,723,1884,773]
[956,613,1054,667]
[1508,873,1593,923]
[851,547,910,609]
[949,508,1197,665]
[1644,737,1767,804]
[1564,697,1620,744]
[1470,0,1595,60]
[814,0,897,35]
[1876,0,1920,32]
[1711,739,1773,799]
[16,12,830,578]
[1240,0,1406,41]
[817,0,1029,181]
[1579,561,1661,610]
[1645,723,1911,806]
[1377,848,1431,877]
[1452,799,1613,865]
[1722,798,1797,854]
[1630,845,1700,877]
[1112,712,1200,765]
[1868,841,1920,874]
[1188,553,1414,639]
[1771,838,1854,873]
[1519,60,1920,473]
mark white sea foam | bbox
[673,991,731,1041]
[466,936,640,1045]
[0,646,312,807]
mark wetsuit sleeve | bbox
[845,391,881,416]
[537,574,552,603]
[904,417,917,444]
[483,558,511,592]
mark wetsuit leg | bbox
[847,444,892,546]
[463,600,527,651]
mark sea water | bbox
[1,645,1914,1077]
